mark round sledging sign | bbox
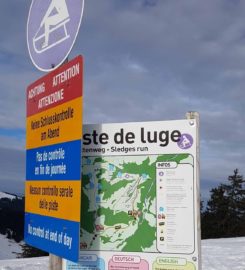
[27,0,84,72]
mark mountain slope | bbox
[0,191,18,200]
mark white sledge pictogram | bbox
[33,0,70,54]
[180,135,191,148]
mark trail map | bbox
[80,154,193,253]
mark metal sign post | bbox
[186,111,201,270]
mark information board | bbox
[25,55,83,262]
[64,119,201,270]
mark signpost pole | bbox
[49,254,62,270]
[186,111,201,270]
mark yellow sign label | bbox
[25,180,81,222]
[26,97,82,149]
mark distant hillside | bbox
[0,192,24,242]
[0,191,22,200]
[0,191,48,259]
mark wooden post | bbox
[186,111,202,270]
[49,254,62,270]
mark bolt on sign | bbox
[63,117,201,270]
[25,55,83,262]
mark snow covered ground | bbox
[0,234,22,260]
[0,237,244,269]
[0,257,48,270]
[202,237,245,270]
[0,234,48,269]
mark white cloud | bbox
[0,0,245,194]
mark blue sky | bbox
[0,0,245,199]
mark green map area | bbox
[80,154,191,252]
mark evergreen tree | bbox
[201,169,245,239]
[202,185,229,238]
[18,243,48,258]
[222,169,245,236]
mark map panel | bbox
[80,154,193,253]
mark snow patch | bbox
[0,257,48,270]
[0,237,244,269]
[0,192,17,200]
[0,234,23,260]
[202,237,245,270]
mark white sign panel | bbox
[64,119,201,270]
